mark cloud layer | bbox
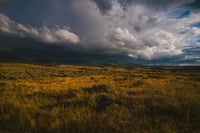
[0,0,200,65]
[91,0,200,62]
[0,13,80,44]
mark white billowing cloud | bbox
[38,26,80,44]
[0,13,80,44]
[110,28,138,47]
[164,12,200,48]
[92,1,183,59]
[90,0,200,60]
[108,28,182,59]
[141,31,182,59]
[98,1,184,59]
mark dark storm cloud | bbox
[186,0,200,9]
[0,0,107,41]
[93,0,112,13]
[93,0,192,13]
[0,0,9,5]
[0,33,132,65]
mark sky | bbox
[0,0,200,65]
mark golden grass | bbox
[0,63,200,133]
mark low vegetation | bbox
[0,63,200,133]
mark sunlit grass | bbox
[0,63,200,133]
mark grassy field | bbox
[0,63,200,133]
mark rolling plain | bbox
[0,63,200,133]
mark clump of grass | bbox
[84,84,112,94]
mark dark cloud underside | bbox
[0,0,9,6]
[0,34,133,65]
[187,0,200,9]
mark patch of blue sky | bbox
[191,22,200,28]
[182,49,200,65]
[183,47,200,60]
[168,8,191,19]
[183,39,200,49]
